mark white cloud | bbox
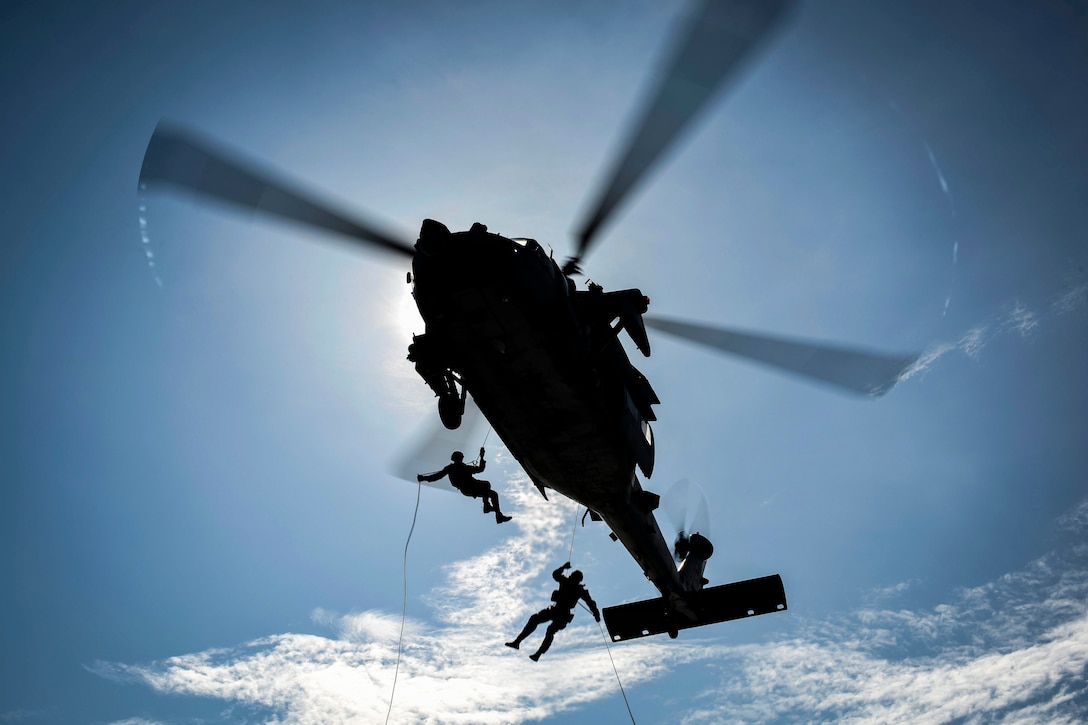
[683,614,1088,725]
[682,501,1088,724]
[92,466,723,724]
[1052,283,1088,316]
[924,141,955,213]
[1004,302,1040,337]
[900,282,1086,384]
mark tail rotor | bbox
[662,480,714,591]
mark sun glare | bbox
[394,278,424,343]
[370,273,431,412]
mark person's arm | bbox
[417,465,450,483]
[470,447,486,473]
[552,562,571,582]
[582,590,601,622]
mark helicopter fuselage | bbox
[408,219,691,600]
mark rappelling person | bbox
[505,561,600,660]
[417,448,512,524]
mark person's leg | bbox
[530,622,562,661]
[507,609,549,649]
[465,481,496,517]
[489,490,511,523]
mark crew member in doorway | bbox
[418,448,512,524]
[506,562,600,660]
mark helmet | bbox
[570,570,583,583]
[451,451,465,462]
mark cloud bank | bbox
[94,473,1088,724]
[683,501,1088,724]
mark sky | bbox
[2,0,1087,723]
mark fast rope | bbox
[568,507,579,562]
[568,507,637,725]
[473,426,494,467]
[385,477,422,725]
[594,615,637,725]
[386,426,493,724]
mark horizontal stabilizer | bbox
[603,574,786,642]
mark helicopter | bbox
[137,0,918,642]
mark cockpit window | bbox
[510,237,537,249]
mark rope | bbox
[385,478,423,725]
[595,616,637,725]
[472,426,494,466]
[568,506,637,725]
[386,433,634,724]
[387,426,490,722]
[568,507,580,562]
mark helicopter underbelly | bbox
[432,280,635,508]
[425,281,686,595]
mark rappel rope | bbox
[472,427,494,467]
[568,507,579,562]
[385,426,494,724]
[568,507,638,725]
[385,477,421,725]
[387,438,634,724]
[594,615,638,725]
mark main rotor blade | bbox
[139,123,416,258]
[573,0,796,263]
[646,316,918,398]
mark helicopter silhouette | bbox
[137,0,917,641]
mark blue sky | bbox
[3,1,1087,723]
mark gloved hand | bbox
[416,474,424,482]
[479,446,485,459]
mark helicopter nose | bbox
[417,218,452,255]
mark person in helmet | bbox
[417,447,512,524]
[505,561,600,660]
